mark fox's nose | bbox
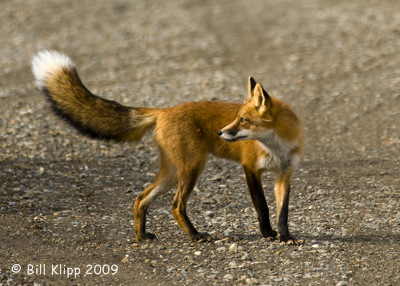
[217,130,223,136]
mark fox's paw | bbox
[136,232,157,242]
[279,235,297,246]
[191,232,213,243]
[262,229,278,241]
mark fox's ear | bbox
[248,76,257,99]
[253,83,272,116]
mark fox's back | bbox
[154,101,249,164]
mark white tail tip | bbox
[32,50,75,88]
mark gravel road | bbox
[1,0,399,285]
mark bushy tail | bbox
[32,50,158,142]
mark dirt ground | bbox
[1,0,399,285]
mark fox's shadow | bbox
[228,232,399,245]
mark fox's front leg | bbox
[275,172,296,245]
[243,167,277,240]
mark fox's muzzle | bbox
[218,129,242,142]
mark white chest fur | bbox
[256,131,300,172]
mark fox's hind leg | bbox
[171,162,211,242]
[134,149,177,241]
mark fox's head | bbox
[218,77,274,143]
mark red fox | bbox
[32,50,303,244]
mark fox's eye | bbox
[240,117,247,124]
